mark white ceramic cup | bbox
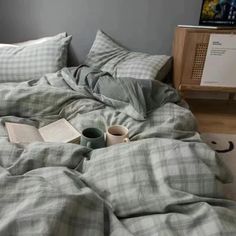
[106,125,129,146]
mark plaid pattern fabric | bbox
[0,35,72,83]
[0,72,235,235]
[82,138,236,235]
[85,30,171,81]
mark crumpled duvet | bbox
[0,66,235,236]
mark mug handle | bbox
[86,141,92,148]
[123,138,130,143]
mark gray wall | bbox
[0,0,202,65]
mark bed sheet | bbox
[0,67,235,236]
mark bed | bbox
[0,31,236,236]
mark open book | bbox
[5,118,81,144]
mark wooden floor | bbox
[186,99,236,134]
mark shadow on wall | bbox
[68,46,80,66]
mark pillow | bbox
[0,32,66,48]
[0,44,18,48]
[14,32,67,46]
[0,33,72,83]
[85,30,172,81]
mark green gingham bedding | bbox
[85,30,171,81]
[0,34,72,83]
[0,67,236,236]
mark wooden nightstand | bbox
[172,26,236,133]
[172,26,236,99]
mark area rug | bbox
[201,133,236,201]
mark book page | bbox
[201,34,236,87]
[5,122,43,144]
[39,118,80,143]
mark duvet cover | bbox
[0,66,235,236]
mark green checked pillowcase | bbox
[0,33,72,83]
[85,30,172,81]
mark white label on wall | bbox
[201,34,236,87]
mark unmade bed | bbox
[0,31,236,236]
[0,66,235,236]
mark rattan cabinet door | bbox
[181,32,210,86]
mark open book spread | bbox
[5,119,80,144]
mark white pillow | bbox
[0,33,67,48]
[14,32,67,46]
[0,44,18,48]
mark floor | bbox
[187,98,236,201]
[186,99,236,134]
[201,132,236,201]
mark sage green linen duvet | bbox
[0,66,235,236]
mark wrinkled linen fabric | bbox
[0,66,235,236]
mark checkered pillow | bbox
[0,34,72,82]
[85,30,171,81]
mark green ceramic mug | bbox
[80,127,105,149]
